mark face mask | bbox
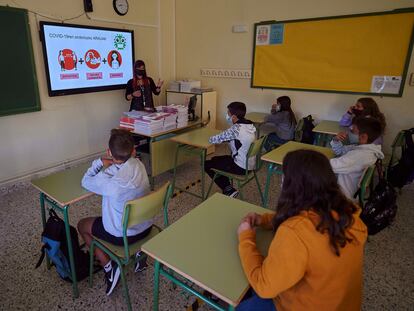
[348,131,359,144]
[271,104,281,114]
[352,108,362,116]
[135,69,145,77]
[225,113,233,125]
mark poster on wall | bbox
[40,22,134,96]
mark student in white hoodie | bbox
[77,129,150,296]
[330,117,384,200]
[206,101,256,198]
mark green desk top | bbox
[142,193,273,306]
[31,162,92,206]
[313,120,347,135]
[261,141,335,165]
[170,127,221,148]
[245,112,267,124]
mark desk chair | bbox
[355,165,376,208]
[88,182,172,311]
[206,136,267,205]
[385,130,406,178]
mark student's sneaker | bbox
[134,251,148,273]
[105,261,121,296]
[223,187,239,198]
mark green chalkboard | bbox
[0,6,40,117]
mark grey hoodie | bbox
[82,157,150,237]
[330,140,384,200]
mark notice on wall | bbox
[371,76,402,94]
[256,24,284,45]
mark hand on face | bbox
[334,131,348,142]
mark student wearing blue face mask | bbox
[339,97,386,145]
[263,96,297,151]
[205,102,256,197]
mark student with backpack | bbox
[237,149,367,310]
[263,96,297,151]
[77,129,151,296]
[330,117,384,200]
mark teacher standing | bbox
[125,60,164,111]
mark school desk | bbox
[141,193,273,311]
[261,141,335,208]
[31,163,92,298]
[170,127,221,200]
[313,120,347,146]
[245,112,267,138]
[132,120,206,189]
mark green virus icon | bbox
[114,34,127,50]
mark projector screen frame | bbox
[39,21,135,97]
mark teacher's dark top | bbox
[125,77,160,111]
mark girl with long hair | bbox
[125,60,163,111]
[237,149,367,311]
[263,96,297,151]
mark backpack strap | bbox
[35,243,50,269]
[375,159,384,180]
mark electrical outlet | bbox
[200,68,251,79]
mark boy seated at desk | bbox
[330,116,384,200]
[205,101,256,198]
[237,149,367,311]
[77,129,151,296]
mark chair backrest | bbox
[294,117,305,142]
[245,135,267,171]
[388,130,406,168]
[122,182,172,234]
[357,165,375,207]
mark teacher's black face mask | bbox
[135,69,145,77]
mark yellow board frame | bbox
[252,9,414,96]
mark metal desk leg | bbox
[39,193,51,270]
[201,149,206,200]
[62,205,79,298]
[263,163,275,208]
[172,144,181,193]
[153,260,161,311]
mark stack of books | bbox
[134,113,165,135]
[119,116,135,131]
[173,105,189,128]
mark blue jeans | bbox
[264,133,288,151]
[236,290,276,311]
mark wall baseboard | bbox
[0,150,105,189]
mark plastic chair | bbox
[294,118,305,142]
[88,182,172,311]
[206,135,267,204]
[386,130,406,172]
[355,165,376,207]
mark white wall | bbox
[175,0,414,152]
[0,0,175,183]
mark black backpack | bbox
[300,115,315,144]
[360,160,398,235]
[387,128,414,189]
[35,210,97,282]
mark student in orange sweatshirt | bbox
[237,149,368,311]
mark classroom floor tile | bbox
[0,145,413,310]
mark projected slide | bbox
[40,22,134,96]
